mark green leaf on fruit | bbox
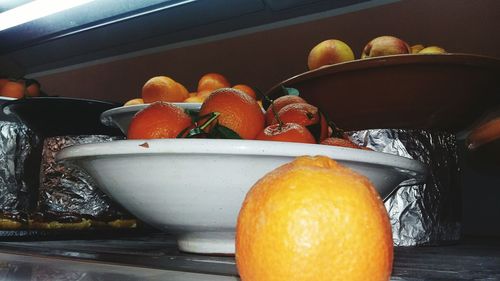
[211,124,242,139]
[184,108,199,120]
[177,126,191,138]
[183,127,209,138]
[281,85,300,96]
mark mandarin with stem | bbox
[264,95,307,125]
[272,102,329,142]
[198,88,264,139]
[256,123,316,144]
[127,102,193,139]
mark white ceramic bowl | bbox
[56,139,427,254]
[100,103,202,135]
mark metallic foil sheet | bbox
[0,121,38,224]
[37,135,130,222]
[348,129,461,246]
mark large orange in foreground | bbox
[198,88,264,139]
[127,102,193,139]
[236,156,393,281]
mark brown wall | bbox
[33,0,500,103]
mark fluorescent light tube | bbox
[0,0,95,31]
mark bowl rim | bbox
[266,53,500,97]
[100,102,202,126]
[56,138,427,177]
[2,96,120,116]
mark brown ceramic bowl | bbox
[265,54,500,133]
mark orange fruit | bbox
[124,98,144,106]
[265,95,307,125]
[307,39,355,70]
[321,137,367,149]
[233,84,257,100]
[0,78,8,91]
[256,123,315,144]
[176,82,189,96]
[184,95,204,103]
[272,102,329,142]
[197,73,230,92]
[198,88,264,139]
[410,44,425,54]
[236,155,393,281]
[24,79,41,97]
[141,76,189,103]
[196,89,212,101]
[0,80,25,98]
[127,102,194,139]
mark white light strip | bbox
[0,0,95,32]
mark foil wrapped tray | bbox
[34,135,135,228]
[0,97,143,236]
[0,121,39,229]
[349,129,461,246]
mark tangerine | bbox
[0,78,8,91]
[196,89,212,101]
[232,84,257,100]
[197,73,230,92]
[256,123,315,144]
[127,102,193,139]
[272,102,329,142]
[184,95,204,103]
[24,79,41,97]
[0,80,25,98]
[124,98,144,106]
[198,88,264,139]
[141,76,189,103]
[236,155,393,281]
[265,95,307,125]
[321,137,367,149]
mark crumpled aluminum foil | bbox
[0,121,38,225]
[37,135,131,222]
[348,129,461,246]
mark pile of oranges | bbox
[126,73,366,149]
[124,73,257,106]
[0,78,41,98]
